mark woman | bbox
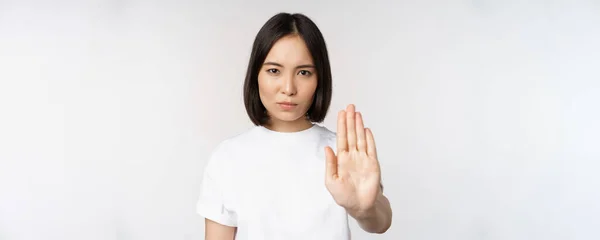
[197,12,392,239]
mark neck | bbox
[264,118,313,133]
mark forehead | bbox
[264,35,314,65]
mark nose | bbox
[280,74,297,96]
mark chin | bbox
[272,112,305,122]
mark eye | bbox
[267,68,280,74]
[298,70,312,76]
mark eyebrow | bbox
[263,62,315,69]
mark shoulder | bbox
[210,126,262,155]
[312,124,338,148]
[205,126,257,161]
[313,124,336,140]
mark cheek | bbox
[302,79,318,100]
[257,75,276,100]
[257,74,267,92]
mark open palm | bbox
[325,104,381,216]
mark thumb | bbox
[325,146,338,180]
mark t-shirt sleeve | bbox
[196,142,238,227]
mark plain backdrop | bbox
[1,0,599,239]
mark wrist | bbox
[348,205,378,221]
[346,195,382,220]
[346,188,392,234]
[348,185,383,219]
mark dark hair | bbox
[243,12,332,126]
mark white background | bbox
[1,0,599,239]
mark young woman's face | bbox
[258,35,318,126]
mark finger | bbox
[336,110,348,153]
[325,146,338,180]
[355,112,367,152]
[346,104,357,150]
[365,128,378,159]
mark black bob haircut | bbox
[243,12,332,126]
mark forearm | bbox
[348,192,392,234]
[205,219,236,240]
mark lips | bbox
[277,101,297,106]
[277,102,297,110]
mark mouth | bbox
[277,102,298,110]
[277,102,297,106]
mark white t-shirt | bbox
[196,124,351,239]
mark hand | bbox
[324,104,382,219]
